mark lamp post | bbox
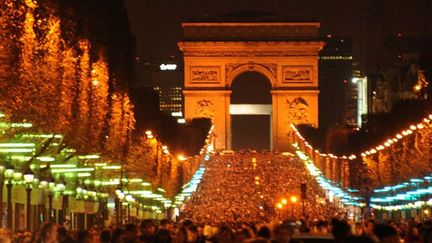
[125,194,134,222]
[56,178,66,223]
[276,202,283,220]
[0,164,5,226]
[281,198,288,219]
[4,164,14,229]
[290,196,298,218]
[24,168,34,231]
[48,177,55,222]
[115,188,125,225]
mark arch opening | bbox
[230,72,272,150]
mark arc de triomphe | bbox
[178,18,324,151]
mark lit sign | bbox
[171,112,183,117]
[159,64,177,71]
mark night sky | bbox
[125,0,432,72]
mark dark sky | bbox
[125,0,432,72]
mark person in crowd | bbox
[423,226,432,243]
[57,227,76,243]
[154,228,172,243]
[123,224,138,243]
[174,227,188,243]
[214,225,234,242]
[100,229,112,243]
[331,219,351,243]
[405,222,422,243]
[186,225,198,243]
[363,219,376,236]
[353,222,363,236]
[111,228,125,243]
[76,230,92,243]
[159,219,171,231]
[373,223,400,243]
[272,223,295,243]
[35,222,58,243]
[256,226,271,240]
[140,219,156,242]
[234,228,253,242]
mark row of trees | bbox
[295,115,432,197]
[0,0,207,196]
[0,0,134,158]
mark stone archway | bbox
[179,20,323,151]
[230,71,272,150]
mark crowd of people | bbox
[182,151,342,225]
[2,217,432,242]
[4,151,432,242]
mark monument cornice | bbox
[178,41,324,57]
[182,22,320,27]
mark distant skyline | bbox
[125,0,432,73]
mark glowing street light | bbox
[177,154,187,161]
[276,202,283,209]
[290,195,298,218]
[290,195,298,204]
[4,164,14,229]
[24,168,34,231]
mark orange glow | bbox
[281,198,288,205]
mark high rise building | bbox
[134,58,184,121]
[318,36,354,128]
[351,69,368,127]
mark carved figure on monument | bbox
[194,99,215,118]
[191,68,219,83]
[286,97,310,124]
[283,69,311,82]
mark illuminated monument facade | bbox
[178,12,324,150]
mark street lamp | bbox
[126,194,133,222]
[56,177,67,223]
[4,164,14,229]
[276,202,283,220]
[115,188,125,225]
[24,168,34,231]
[47,177,55,222]
[290,196,298,218]
[0,164,5,226]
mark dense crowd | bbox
[3,217,432,242]
[182,151,342,224]
[5,151,432,242]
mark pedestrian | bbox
[35,222,58,243]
